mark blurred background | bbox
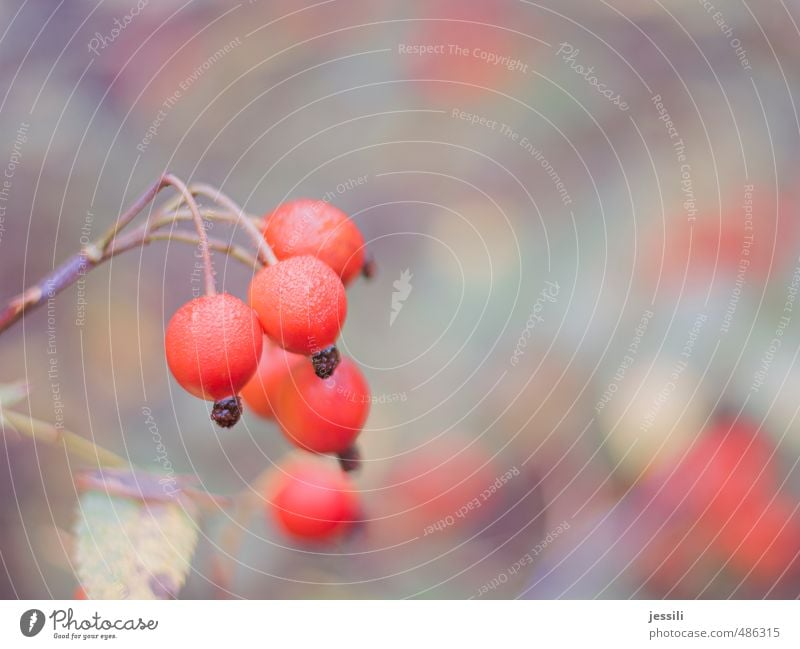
[1,0,800,599]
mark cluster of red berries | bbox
[164,199,371,540]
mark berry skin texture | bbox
[269,458,360,540]
[240,339,304,419]
[274,357,369,454]
[248,255,347,356]
[263,199,365,285]
[165,293,263,401]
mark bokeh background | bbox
[1,0,800,599]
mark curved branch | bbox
[0,177,267,335]
[0,230,262,334]
[188,183,278,266]
[0,251,99,334]
[162,174,216,296]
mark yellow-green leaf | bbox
[73,472,199,600]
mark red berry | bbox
[165,293,263,401]
[248,255,347,356]
[74,586,88,599]
[269,458,360,540]
[408,1,520,104]
[390,437,496,526]
[273,357,369,454]
[715,497,799,582]
[642,188,798,291]
[647,413,800,585]
[240,339,304,419]
[657,414,777,515]
[263,199,365,285]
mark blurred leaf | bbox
[73,471,199,600]
[0,382,29,442]
[0,381,28,408]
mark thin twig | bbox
[95,175,170,255]
[168,207,263,231]
[0,224,257,335]
[144,232,259,268]
[162,174,216,296]
[103,206,244,257]
[0,174,280,335]
[0,175,171,333]
[0,177,269,334]
[0,251,99,334]
[189,183,278,266]
[148,207,260,233]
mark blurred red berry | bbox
[715,497,799,583]
[269,458,360,540]
[650,413,800,585]
[643,188,798,291]
[406,0,526,104]
[659,414,776,515]
[388,437,496,528]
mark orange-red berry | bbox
[273,357,369,454]
[240,339,304,419]
[165,293,263,402]
[263,199,366,286]
[269,458,360,540]
[388,437,496,529]
[248,255,347,356]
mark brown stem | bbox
[105,206,245,258]
[95,176,171,253]
[0,175,173,334]
[145,232,259,268]
[149,207,262,234]
[0,228,257,335]
[0,251,98,334]
[0,176,279,335]
[162,174,216,296]
[189,183,278,266]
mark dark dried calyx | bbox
[211,396,243,428]
[337,445,361,473]
[362,254,377,279]
[311,345,341,379]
